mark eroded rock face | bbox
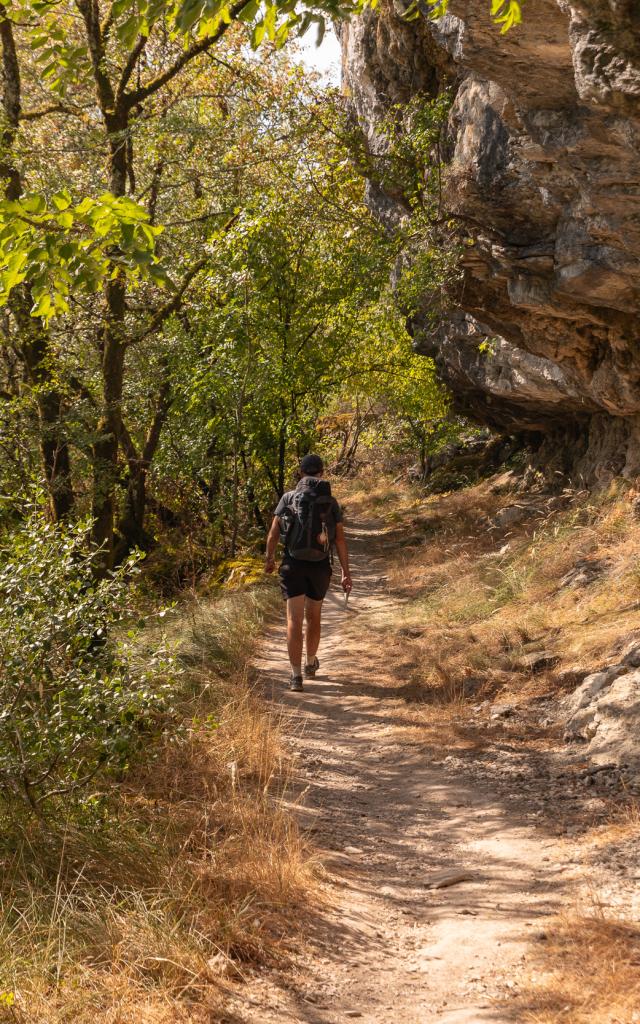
[564,663,640,765]
[343,0,640,480]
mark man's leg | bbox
[304,597,323,666]
[286,594,306,678]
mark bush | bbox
[0,515,175,814]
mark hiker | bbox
[264,453,352,692]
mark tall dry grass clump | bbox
[518,908,640,1023]
[0,581,313,1023]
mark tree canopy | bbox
[0,0,497,827]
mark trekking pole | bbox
[344,589,350,610]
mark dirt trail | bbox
[228,521,580,1023]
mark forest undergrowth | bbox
[0,578,315,1024]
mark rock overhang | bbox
[342,0,640,476]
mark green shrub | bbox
[0,515,175,814]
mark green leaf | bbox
[121,222,135,247]
[130,248,154,266]
[22,195,46,215]
[75,198,95,216]
[117,13,143,48]
[148,263,174,288]
[264,1,276,39]
[274,21,289,47]
[251,18,266,45]
[297,11,313,36]
[52,191,72,211]
[1,250,28,293]
[175,0,206,33]
[238,0,260,21]
[31,292,53,318]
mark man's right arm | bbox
[265,517,280,573]
[334,522,352,593]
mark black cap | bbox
[300,453,324,475]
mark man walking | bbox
[264,454,352,691]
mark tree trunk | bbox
[0,12,22,203]
[91,280,126,567]
[112,467,152,564]
[405,417,430,479]
[230,449,240,556]
[113,365,172,562]
[277,413,287,497]
[90,102,129,566]
[1,12,74,520]
[20,326,74,519]
[240,449,265,530]
[78,0,208,566]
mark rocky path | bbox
[226,522,583,1023]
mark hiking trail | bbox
[225,519,584,1024]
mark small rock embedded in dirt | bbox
[206,953,240,979]
[492,505,533,529]
[345,1011,363,1018]
[490,470,519,494]
[559,557,611,589]
[491,704,515,719]
[426,870,473,889]
[517,651,560,673]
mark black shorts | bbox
[279,557,332,602]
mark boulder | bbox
[563,666,640,764]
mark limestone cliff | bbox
[343,1,640,482]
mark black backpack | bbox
[281,477,337,562]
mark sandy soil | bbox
[224,522,585,1024]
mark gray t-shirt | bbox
[274,489,343,558]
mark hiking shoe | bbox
[289,675,304,692]
[304,657,320,679]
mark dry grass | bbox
[7,470,637,1021]
[345,474,640,738]
[0,581,314,1023]
[341,471,640,1021]
[341,466,419,523]
[517,908,640,1023]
